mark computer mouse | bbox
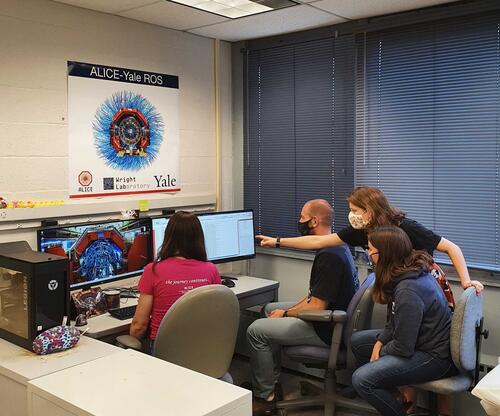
[222,279,235,288]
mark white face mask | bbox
[348,211,369,230]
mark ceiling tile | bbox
[172,0,207,5]
[189,4,345,41]
[52,0,160,14]
[311,0,459,20]
[118,1,229,31]
[53,0,462,42]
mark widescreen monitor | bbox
[38,219,153,289]
[152,210,256,263]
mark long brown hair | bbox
[153,211,207,271]
[348,186,405,229]
[369,226,433,304]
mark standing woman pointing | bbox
[257,186,483,293]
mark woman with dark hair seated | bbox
[351,226,456,416]
[130,211,221,344]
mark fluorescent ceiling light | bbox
[168,0,296,19]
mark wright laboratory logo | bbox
[103,177,115,190]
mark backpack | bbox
[430,262,456,311]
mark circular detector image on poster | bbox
[93,91,164,171]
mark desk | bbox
[0,337,120,416]
[27,349,251,416]
[231,275,279,310]
[472,363,500,416]
[84,275,279,339]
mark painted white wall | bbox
[0,0,233,248]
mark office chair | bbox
[412,286,488,416]
[275,273,378,416]
[116,284,240,382]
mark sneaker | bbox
[252,396,276,416]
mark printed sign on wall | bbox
[68,61,180,198]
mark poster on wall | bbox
[67,61,180,198]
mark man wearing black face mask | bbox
[297,216,313,236]
[247,199,359,416]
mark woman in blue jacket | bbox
[351,226,456,416]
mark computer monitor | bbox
[37,219,153,290]
[151,210,256,263]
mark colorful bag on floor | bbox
[32,325,81,355]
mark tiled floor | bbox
[229,355,364,416]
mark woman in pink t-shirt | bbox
[130,211,221,341]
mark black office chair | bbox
[275,273,378,416]
[117,284,240,382]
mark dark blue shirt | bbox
[309,245,359,345]
[377,270,452,360]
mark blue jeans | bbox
[351,329,455,416]
[247,302,329,399]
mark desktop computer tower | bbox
[0,241,69,350]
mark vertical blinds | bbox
[244,36,355,238]
[355,12,500,271]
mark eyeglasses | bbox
[368,251,379,266]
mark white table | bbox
[230,275,279,310]
[84,275,279,339]
[0,337,120,416]
[27,349,251,416]
[472,363,500,416]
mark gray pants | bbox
[246,301,329,399]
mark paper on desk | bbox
[479,399,500,416]
[472,365,500,415]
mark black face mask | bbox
[297,219,312,236]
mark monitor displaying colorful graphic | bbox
[38,219,152,289]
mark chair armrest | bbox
[331,310,348,323]
[297,309,347,323]
[297,310,332,322]
[116,335,143,351]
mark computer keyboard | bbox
[108,305,137,320]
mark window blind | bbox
[355,12,500,271]
[244,35,355,238]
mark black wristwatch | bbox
[283,310,288,317]
[276,236,281,248]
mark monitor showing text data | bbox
[152,210,255,264]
